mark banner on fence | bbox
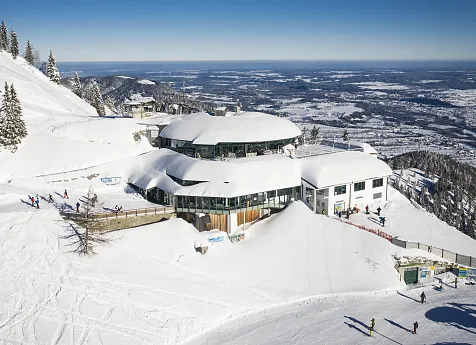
[420,267,429,279]
[207,236,224,244]
[101,176,121,185]
[229,233,245,243]
[458,267,467,278]
[468,268,476,280]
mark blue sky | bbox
[4,0,476,61]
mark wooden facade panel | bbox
[236,210,260,226]
[207,214,228,232]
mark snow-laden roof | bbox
[124,96,155,105]
[300,151,392,188]
[159,112,301,145]
[137,113,183,126]
[128,148,301,197]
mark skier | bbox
[455,277,458,289]
[365,205,369,214]
[420,291,426,303]
[30,196,35,207]
[64,189,69,199]
[377,206,381,216]
[76,202,80,213]
[380,216,386,227]
[48,194,54,203]
[35,198,40,209]
[413,321,418,334]
[370,318,375,331]
[338,210,342,219]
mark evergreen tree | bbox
[9,30,19,59]
[0,21,8,51]
[24,40,34,65]
[71,72,83,98]
[91,83,106,116]
[343,129,350,149]
[0,83,27,151]
[47,50,61,84]
[310,125,319,144]
[104,96,116,113]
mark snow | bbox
[300,151,392,188]
[353,82,409,90]
[129,148,301,197]
[137,113,183,126]
[159,112,301,145]
[1,50,476,345]
[137,79,156,85]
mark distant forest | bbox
[387,151,476,240]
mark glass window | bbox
[373,192,382,199]
[306,187,314,207]
[354,181,365,192]
[316,188,329,197]
[373,178,384,188]
[334,185,346,195]
[267,190,276,198]
[228,197,237,209]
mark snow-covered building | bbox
[158,111,301,159]
[300,151,392,215]
[128,149,302,232]
[124,95,156,119]
[137,113,183,147]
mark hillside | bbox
[0,52,152,181]
[387,150,476,239]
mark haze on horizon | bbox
[4,0,476,62]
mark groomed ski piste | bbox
[0,52,475,344]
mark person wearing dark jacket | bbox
[420,292,426,303]
[377,206,381,216]
[413,321,418,334]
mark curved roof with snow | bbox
[300,151,392,188]
[129,149,301,197]
[159,112,301,145]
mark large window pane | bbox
[334,185,346,195]
[372,178,384,188]
[354,181,365,192]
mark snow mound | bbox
[137,79,156,85]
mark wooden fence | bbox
[61,206,175,221]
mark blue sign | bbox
[207,236,224,243]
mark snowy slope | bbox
[0,198,448,344]
[350,188,476,256]
[0,52,152,180]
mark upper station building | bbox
[129,110,392,232]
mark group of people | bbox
[28,189,81,212]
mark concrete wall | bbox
[93,213,174,233]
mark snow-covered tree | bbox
[47,50,61,84]
[9,30,19,59]
[71,72,83,98]
[104,96,116,114]
[343,129,350,149]
[0,83,27,152]
[0,21,8,51]
[91,83,106,116]
[310,125,319,144]
[24,40,34,65]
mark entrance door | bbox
[404,267,419,285]
[334,202,345,215]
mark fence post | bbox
[155,208,157,215]
[126,211,127,218]
[136,210,138,216]
[456,253,458,264]
[418,243,420,249]
[145,209,147,215]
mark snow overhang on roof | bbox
[300,151,392,189]
[137,113,183,126]
[128,149,302,197]
[159,111,302,145]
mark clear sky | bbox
[3,0,476,62]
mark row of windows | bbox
[333,178,385,195]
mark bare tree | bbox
[61,187,107,256]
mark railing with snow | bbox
[337,218,476,268]
[392,240,476,268]
[61,206,175,221]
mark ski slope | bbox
[0,50,475,344]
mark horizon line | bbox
[57,58,476,63]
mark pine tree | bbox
[24,40,34,65]
[343,129,350,149]
[9,30,19,59]
[91,83,106,116]
[0,21,8,51]
[104,96,116,113]
[0,83,27,151]
[47,50,61,84]
[71,72,83,98]
[310,125,319,144]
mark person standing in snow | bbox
[377,206,381,216]
[365,205,369,214]
[420,291,426,303]
[370,318,375,331]
[35,198,39,209]
[338,210,342,219]
[413,321,418,334]
[64,189,69,199]
[76,202,80,213]
[30,196,35,207]
[380,217,386,227]
[455,277,458,289]
[48,194,54,203]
